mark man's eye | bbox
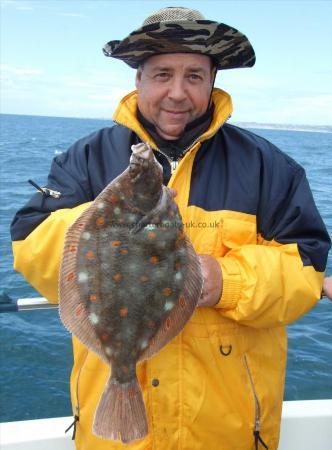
[155,73,170,80]
[188,74,202,81]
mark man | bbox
[323,276,332,300]
[10,7,331,450]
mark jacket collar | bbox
[112,88,233,150]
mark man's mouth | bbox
[164,109,188,113]
[163,109,188,118]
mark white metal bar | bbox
[16,297,57,311]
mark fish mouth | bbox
[131,143,153,160]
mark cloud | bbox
[229,92,332,126]
[274,95,332,125]
[16,5,33,10]
[1,64,43,77]
[1,0,33,10]
[88,91,129,102]
[59,13,86,18]
[216,71,278,92]
[287,95,332,110]
[215,66,332,125]
[1,63,134,119]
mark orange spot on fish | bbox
[111,240,121,247]
[75,304,84,317]
[85,250,95,260]
[67,272,75,282]
[162,288,172,296]
[147,320,156,329]
[96,217,105,226]
[175,241,180,249]
[101,333,109,342]
[175,230,184,241]
[175,262,181,270]
[89,294,98,302]
[119,307,128,317]
[113,273,122,282]
[128,386,136,398]
[179,295,186,308]
[69,245,76,252]
[165,317,171,330]
[121,366,129,374]
[110,194,118,203]
[148,231,156,240]
[140,275,149,283]
[120,248,128,255]
[150,256,159,264]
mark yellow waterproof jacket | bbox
[11,89,330,450]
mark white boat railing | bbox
[1,400,332,449]
[0,293,330,313]
[0,294,57,312]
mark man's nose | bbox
[167,76,187,102]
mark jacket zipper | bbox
[243,355,269,450]
[114,114,231,175]
[112,118,180,173]
[65,349,88,440]
[146,113,232,174]
[155,147,179,173]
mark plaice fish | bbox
[59,142,203,443]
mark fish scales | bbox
[59,142,203,443]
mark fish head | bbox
[129,143,163,210]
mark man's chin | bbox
[156,125,185,141]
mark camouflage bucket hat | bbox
[103,6,255,70]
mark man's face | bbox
[135,53,215,141]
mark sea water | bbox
[0,114,331,422]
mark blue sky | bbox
[1,0,332,125]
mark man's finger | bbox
[322,276,332,301]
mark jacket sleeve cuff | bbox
[215,257,242,310]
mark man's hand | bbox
[197,254,223,307]
[322,276,332,301]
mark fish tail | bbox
[93,376,148,443]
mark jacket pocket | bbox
[181,328,257,449]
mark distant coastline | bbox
[233,121,332,134]
[1,113,331,134]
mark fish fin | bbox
[138,235,203,361]
[131,185,169,233]
[93,376,148,443]
[59,170,133,364]
[59,204,109,364]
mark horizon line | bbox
[1,112,331,130]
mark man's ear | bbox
[210,65,217,84]
[135,66,143,89]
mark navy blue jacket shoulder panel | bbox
[10,124,136,241]
[188,124,330,271]
[189,123,303,215]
